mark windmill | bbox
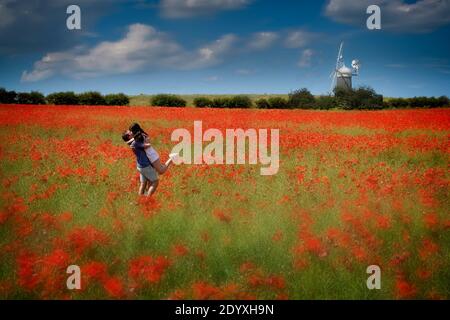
[330,42,361,93]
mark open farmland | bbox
[0,105,449,299]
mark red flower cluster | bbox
[128,255,172,287]
[1,105,448,299]
[67,225,109,255]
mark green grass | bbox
[0,108,448,300]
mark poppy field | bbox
[0,104,449,300]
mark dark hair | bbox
[134,132,145,143]
[129,122,148,136]
[122,131,131,142]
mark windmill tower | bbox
[330,42,360,93]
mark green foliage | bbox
[193,97,213,108]
[227,95,252,108]
[315,95,338,110]
[46,91,79,105]
[409,97,427,108]
[255,98,270,109]
[105,93,129,106]
[437,96,450,107]
[334,86,384,110]
[78,91,106,106]
[354,87,384,110]
[0,88,17,104]
[387,98,410,108]
[151,94,186,107]
[385,96,449,109]
[199,95,252,108]
[3,87,449,110]
[16,91,46,105]
[210,98,228,108]
[267,97,289,109]
[409,96,446,108]
[288,88,315,109]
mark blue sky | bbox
[0,0,449,97]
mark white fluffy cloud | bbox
[21,23,322,82]
[246,29,319,51]
[22,24,238,82]
[22,51,75,82]
[160,0,252,18]
[248,32,279,50]
[325,0,450,33]
[298,49,314,68]
[284,30,317,48]
[190,34,238,69]
[75,24,184,76]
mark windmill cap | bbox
[338,65,353,76]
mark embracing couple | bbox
[122,123,178,196]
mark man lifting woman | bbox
[122,123,178,196]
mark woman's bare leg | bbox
[152,158,172,175]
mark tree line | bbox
[157,89,449,110]
[1,87,449,110]
[0,89,129,106]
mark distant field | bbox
[129,94,399,107]
[129,94,289,107]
